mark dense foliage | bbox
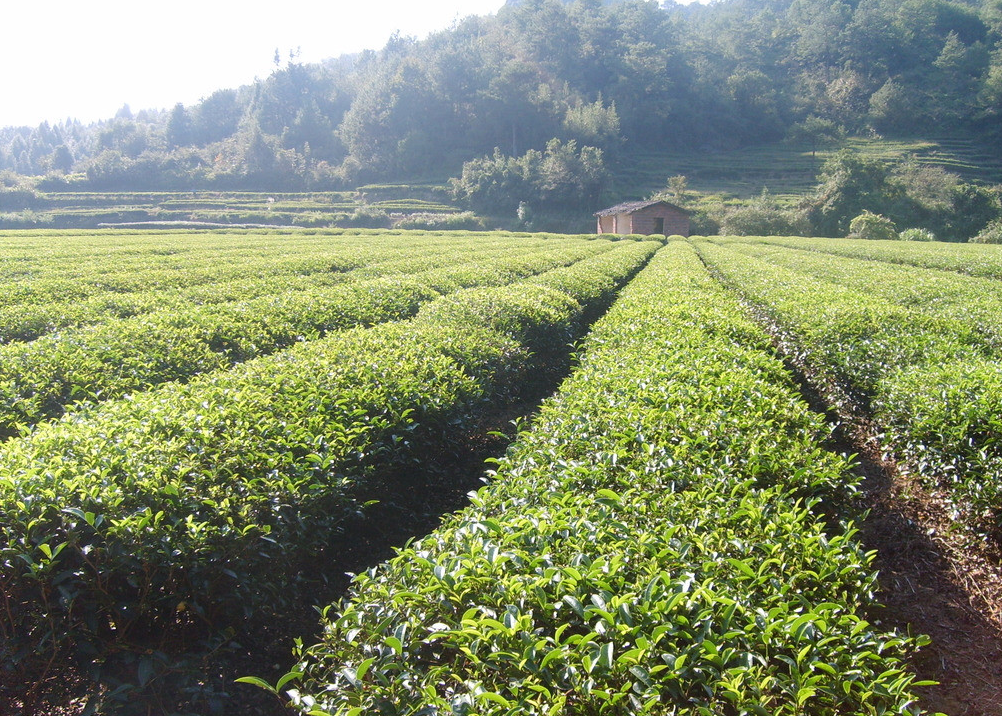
[8,228,1002,713]
[450,139,608,216]
[799,149,1001,239]
[2,0,1000,202]
[0,235,616,436]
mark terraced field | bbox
[611,135,1002,201]
[1,188,465,230]
[1,229,1000,715]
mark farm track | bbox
[699,250,1002,716]
[776,348,1002,716]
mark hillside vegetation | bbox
[2,0,1001,235]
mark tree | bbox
[480,59,560,157]
[868,81,918,134]
[246,128,278,174]
[649,175,693,207]
[787,0,853,70]
[947,183,1002,240]
[805,150,896,236]
[450,147,529,214]
[561,99,622,151]
[166,103,193,149]
[338,58,455,176]
[191,89,242,146]
[95,120,153,158]
[725,69,784,141]
[978,58,1002,135]
[451,138,607,215]
[537,139,606,208]
[787,115,844,166]
[930,31,988,125]
[50,144,74,173]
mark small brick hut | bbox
[594,199,690,237]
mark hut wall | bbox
[630,205,690,236]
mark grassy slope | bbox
[609,135,1002,204]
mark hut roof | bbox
[594,199,688,217]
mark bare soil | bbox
[858,439,1002,716]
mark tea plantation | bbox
[1,228,998,714]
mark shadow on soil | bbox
[782,355,1002,716]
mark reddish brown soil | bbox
[708,259,1002,716]
[857,438,1002,716]
[760,323,1002,714]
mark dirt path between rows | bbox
[694,243,1002,715]
[857,439,1002,716]
[752,319,1002,715]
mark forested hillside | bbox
[1,0,1000,230]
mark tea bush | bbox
[0,239,620,436]
[701,238,1002,541]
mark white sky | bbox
[0,0,506,128]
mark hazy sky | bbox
[1,0,506,128]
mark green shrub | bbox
[277,243,927,716]
[899,227,936,241]
[451,139,607,214]
[393,211,485,231]
[970,219,1002,244]
[343,206,391,228]
[0,237,654,708]
[848,210,898,240]
[718,191,809,236]
[876,358,1002,537]
[698,237,1002,544]
[0,184,43,211]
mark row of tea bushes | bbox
[0,230,600,310]
[0,228,623,291]
[719,240,1002,350]
[0,276,437,438]
[0,241,619,438]
[277,242,927,716]
[0,229,452,281]
[0,240,655,705]
[0,241,478,343]
[732,235,1002,281]
[695,241,986,397]
[699,239,1002,541]
[0,237,386,306]
[0,234,578,338]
